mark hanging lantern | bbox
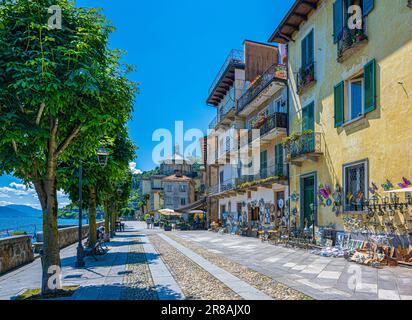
[96,145,109,167]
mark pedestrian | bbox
[151,216,155,229]
[146,217,151,229]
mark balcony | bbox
[238,64,287,115]
[209,178,238,197]
[241,112,288,148]
[296,62,316,95]
[236,164,288,191]
[208,99,237,130]
[337,24,368,63]
[207,49,244,106]
[284,132,323,166]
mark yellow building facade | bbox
[270,0,412,232]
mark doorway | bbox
[300,173,317,229]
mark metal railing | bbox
[285,132,322,160]
[208,49,244,98]
[236,162,287,185]
[296,61,316,93]
[238,63,287,113]
[337,22,368,60]
[208,99,237,129]
[209,178,238,195]
[244,112,288,146]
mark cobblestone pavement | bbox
[149,234,242,300]
[166,233,311,300]
[121,242,158,300]
[3,221,409,300]
[170,230,412,300]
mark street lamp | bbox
[75,145,109,268]
[309,202,317,245]
[75,158,85,268]
[97,145,109,167]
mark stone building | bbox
[162,173,196,210]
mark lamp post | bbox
[75,145,109,268]
[75,159,85,268]
[309,202,317,245]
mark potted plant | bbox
[255,114,267,128]
[164,222,172,231]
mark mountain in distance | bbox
[0,205,41,217]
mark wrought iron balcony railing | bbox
[208,49,244,98]
[208,99,237,130]
[296,61,316,94]
[238,64,287,113]
[236,163,288,186]
[209,115,218,129]
[285,132,322,160]
[246,112,288,145]
[337,23,368,62]
[209,178,237,196]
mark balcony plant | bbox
[281,129,314,148]
[254,114,268,129]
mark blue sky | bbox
[0,0,294,208]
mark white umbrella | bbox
[159,209,182,217]
[188,210,205,214]
[159,209,175,214]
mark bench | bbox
[115,222,125,232]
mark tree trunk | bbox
[88,185,97,247]
[111,201,117,235]
[34,132,61,295]
[104,197,110,236]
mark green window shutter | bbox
[308,30,314,64]
[334,81,345,127]
[260,150,267,169]
[364,59,376,113]
[363,0,374,16]
[275,144,284,176]
[302,102,315,132]
[333,0,343,44]
[301,36,308,67]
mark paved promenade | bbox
[0,222,411,300]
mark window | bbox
[260,150,268,178]
[343,160,368,212]
[302,102,315,132]
[334,59,376,127]
[166,185,173,192]
[333,0,374,43]
[179,184,187,193]
[180,198,186,206]
[301,29,314,68]
[275,144,284,176]
[349,78,364,120]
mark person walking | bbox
[151,216,155,229]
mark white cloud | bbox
[0,181,69,209]
[0,201,13,206]
[129,162,142,175]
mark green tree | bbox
[0,1,136,294]
[59,129,136,247]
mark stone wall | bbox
[36,221,105,249]
[0,235,34,274]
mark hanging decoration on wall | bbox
[318,184,332,207]
[290,192,299,203]
[332,184,343,215]
[398,177,411,189]
[381,180,394,191]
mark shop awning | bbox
[176,198,207,213]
